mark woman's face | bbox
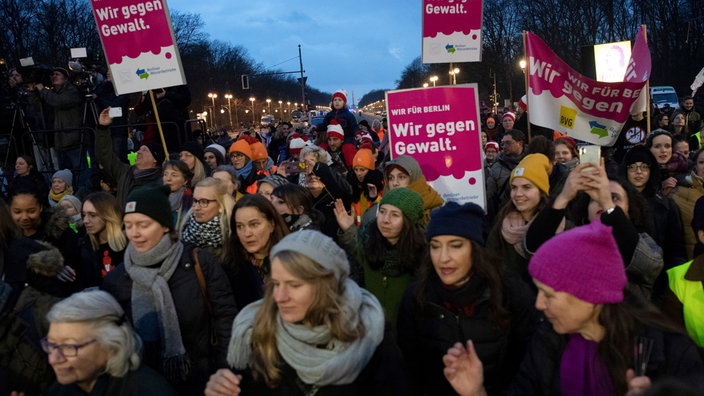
[534,280,601,336]
[15,157,30,176]
[376,204,405,245]
[179,151,196,170]
[480,132,487,146]
[81,201,106,237]
[649,135,672,165]
[554,143,573,164]
[510,177,541,217]
[429,235,472,287]
[673,113,686,127]
[696,151,704,178]
[353,166,369,182]
[257,182,275,201]
[230,152,248,170]
[386,168,410,189]
[212,171,236,196]
[193,185,220,223]
[271,257,315,323]
[11,193,42,236]
[486,119,496,129]
[626,162,650,192]
[46,321,109,392]
[485,147,498,161]
[123,212,169,253]
[162,166,187,192]
[52,178,67,194]
[235,207,275,258]
[588,181,629,221]
[204,152,218,170]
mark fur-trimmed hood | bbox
[26,241,64,277]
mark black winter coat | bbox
[507,321,704,395]
[101,243,238,395]
[398,271,540,396]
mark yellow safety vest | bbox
[667,260,704,347]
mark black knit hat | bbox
[426,201,485,245]
[622,145,655,167]
[124,184,172,229]
[180,141,205,161]
[145,141,166,166]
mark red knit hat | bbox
[332,89,347,104]
[518,95,527,111]
[326,120,344,140]
[484,141,500,152]
[502,112,516,122]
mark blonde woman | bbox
[80,192,128,282]
[179,177,234,258]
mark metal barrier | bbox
[20,127,95,181]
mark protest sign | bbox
[386,85,485,208]
[525,26,650,146]
[90,0,186,95]
[422,0,483,63]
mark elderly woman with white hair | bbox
[43,289,175,395]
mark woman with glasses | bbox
[222,194,289,309]
[44,289,176,395]
[227,139,253,192]
[102,184,237,395]
[179,177,234,258]
[162,160,193,230]
[621,145,686,302]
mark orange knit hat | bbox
[352,148,375,171]
[250,141,268,161]
[228,139,252,159]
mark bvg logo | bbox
[559,106,577,129]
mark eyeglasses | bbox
[627,164,650,173]
[501,140,514,147]
[230,152,246,159]
[193,198,217,208]
[41,338,96,357]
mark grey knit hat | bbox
[58,195,82,214]
[270,230,349,281]
[52,169,73,188]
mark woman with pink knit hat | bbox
[443,221,704,396]
[318,89,359,144]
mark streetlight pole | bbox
[287,101,291,120]
[266,98,272,115]
[278,100,283,121]
[249,97,256,127]
[224,94,233,129]
[208,93,217,128]
[430,75,438,87]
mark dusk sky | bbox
[166,0,423,102]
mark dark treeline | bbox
[2,0,703,113]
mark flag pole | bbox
[642,24,651,134]
[522,30,531,141]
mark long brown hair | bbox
[224,194,289,264]
[250,250,364,388]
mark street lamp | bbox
[449,68,460,85]
[249,97,256,127]
[423,83,429,88]
[278,100,283,120]
[519,59,527,73]
[208,93,217,128]
[266,98,272,115]
[430,75,438,87]
[224,93,233,128]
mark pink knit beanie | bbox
[528,220,627,304]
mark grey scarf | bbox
[228,279,384,386]
[123,235,190,381]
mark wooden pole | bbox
[149,89,169,159]
[522,31,532,141]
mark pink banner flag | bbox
[525,27,650,146]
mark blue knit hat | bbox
[426,201,485,245]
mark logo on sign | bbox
[135,68,149,80]
[559,106,577,129]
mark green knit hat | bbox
[379,187,424,224]
[124,184,173,229]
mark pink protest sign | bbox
[525,27,650,146]
[422,0,484,63]
[90,0,186,95]
[386,85,485,207]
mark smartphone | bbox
[108,107,123,118]
[284,161,305,174]
[579,145,601,173]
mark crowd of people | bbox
[1,71,704,395]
